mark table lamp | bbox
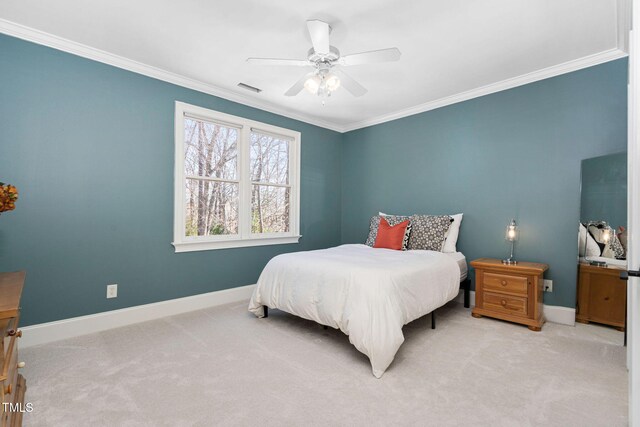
[503,219,518,265]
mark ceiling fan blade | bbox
[333,68,367,97]
[247,58,310,67]
[306,20,331,54]
[338,48,401,66]
[284,73,310,96]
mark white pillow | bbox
[442,213,463,253]
[379,212,462,253]
[578,223,601,257]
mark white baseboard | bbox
[543,305,576,326]
[21,284,257,348]
[22,284,575,348]
[456,289,575,326]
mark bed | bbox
[248,244,469,378]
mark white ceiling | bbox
[0,0,628,132]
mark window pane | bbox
[185,179,238,236]
[250,132,289,185]
[184,117,238,180]
[251,185,290,233]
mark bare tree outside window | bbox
[184,117,239,236]
[174,102,300,252]
[250,132,290,234]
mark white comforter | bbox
[248,244,460,378]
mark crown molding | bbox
[341,47,629,132]
[0,15,630,134]
[0,18,344,133]
[345,0,630,132]
[616,0,631,54]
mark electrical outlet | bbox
[107,284,118,299]
[543,279,553,292]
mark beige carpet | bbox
[21,300,627,426]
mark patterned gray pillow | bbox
[365,215,409,247]
[588,223,625,258]
[610,234,625,259]
[407,215,453,251]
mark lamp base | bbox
[502,259,517,265]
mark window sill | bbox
[172,235,302,253]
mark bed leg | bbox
[431,310,436,330]
[462,278,471,308]
[263,306,269,318]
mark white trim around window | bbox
[173,101,301,252]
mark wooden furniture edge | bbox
[470,258,548,274]
[471,307,545,329]
[0,325,18,382]
[0,272,26,319]
[10,374,26,427]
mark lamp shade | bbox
[325,73,341,92]
[505,219,518,242]
[304,74,322,95]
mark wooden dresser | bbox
[471,258,548,331]
[576,263,626,330]
[0,272,26,427]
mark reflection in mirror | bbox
[578,152,627,267]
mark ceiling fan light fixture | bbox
[325,73,341,92]
[304,70,341,96]
[304,74,322,94]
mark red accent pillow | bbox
[374,217,411,250]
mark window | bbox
[173,102,300,252]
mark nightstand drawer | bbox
[483,292,528,317]
[483,272,528,296]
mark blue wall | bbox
[341,59,628,308]
[580,151,627,231]
[0,33,628,323]
[0,34,343,326]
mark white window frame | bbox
[173,101,301,252]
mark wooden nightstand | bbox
[576,263,626,330]
[471,258,548,331]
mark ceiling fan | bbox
[247,20,401,99]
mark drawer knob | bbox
[501,280,507,286]
[17,361,25,369]
[8,329,22,338]
[501,299,507,306]
[4,384,11,395]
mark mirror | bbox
[579,151,627,266]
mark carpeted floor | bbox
[20,300,627,426]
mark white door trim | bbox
[627,0,639,423]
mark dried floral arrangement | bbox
[0,183,18,214]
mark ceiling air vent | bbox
[237,83,262,93]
